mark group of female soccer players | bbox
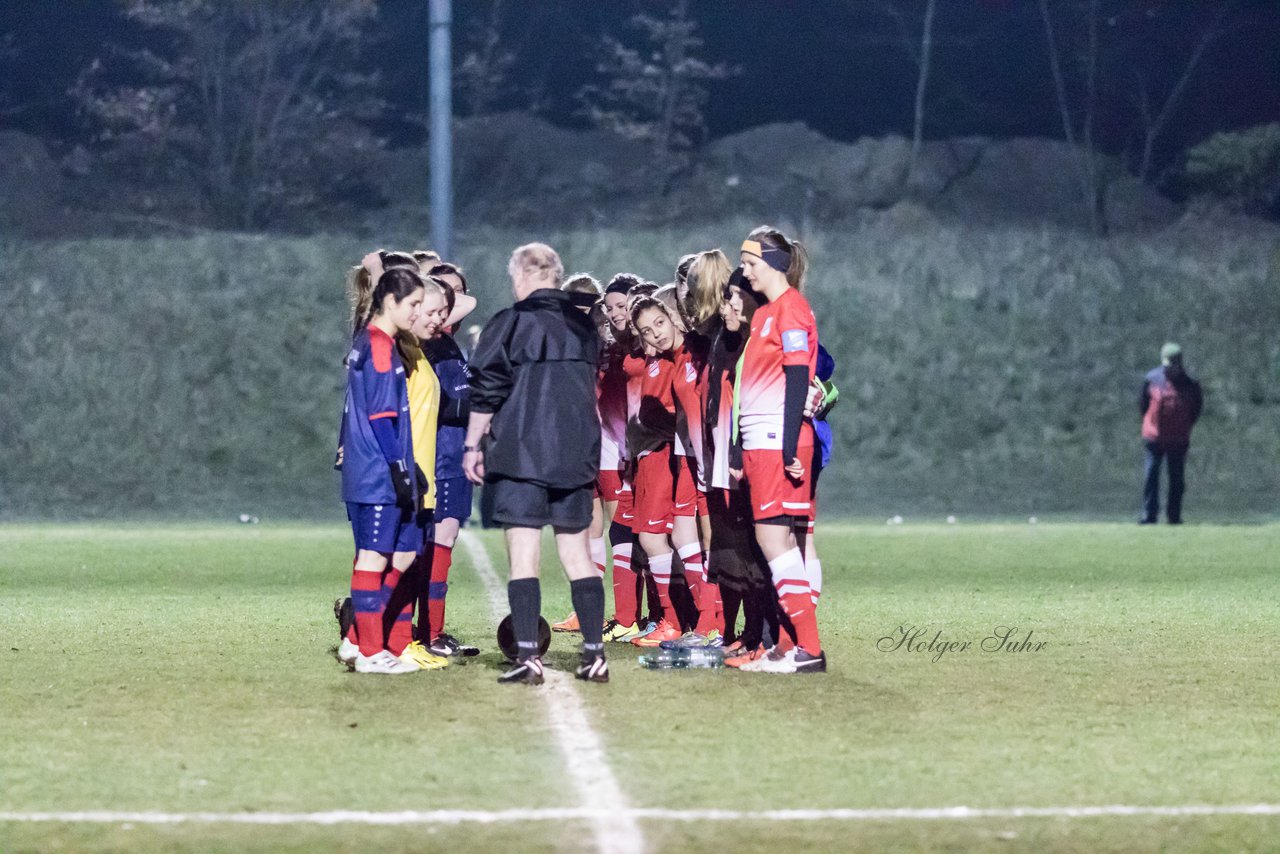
[334,248,483,674]
[556,225,835,675]
[336,224,835,677]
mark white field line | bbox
[456,530,645,854]
[2,805,1278,825]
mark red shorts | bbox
[742,445,814,522]
[596,468,626,503]
[611,477,635,527]
[673,455,698,518]
[632,447,675,534]
[696,489,708,517]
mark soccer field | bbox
[2,522,1278,852]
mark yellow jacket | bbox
[400,337,440,510]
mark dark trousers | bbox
[1143,441,1187,523]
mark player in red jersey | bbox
[551,272,611,635]
[624,294,688,647]
[561,274,639,640]
[654,284,721,644]
[735,226,826,674]
[594,275,668,642]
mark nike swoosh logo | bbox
[647,519,667,526]
[674,502,691,509]
[760,501,777,511]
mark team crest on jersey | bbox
[760,316,774,337]
[684,362,697,383]
[647,361,660,377]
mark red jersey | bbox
[620,348,650,459]
[738,287,818,451]
[633,352,675,457]
[671,343,705,481]
[597,342,631,469]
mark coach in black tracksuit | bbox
[463,242,608,685]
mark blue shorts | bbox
[347,503,422,554]
[435,476,473,523]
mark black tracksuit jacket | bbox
[469,288,601,488]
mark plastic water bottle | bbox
[638,650,682,669]
[638,648,724,669]
[684,647,724,669]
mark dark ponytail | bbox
[354,267,425,334]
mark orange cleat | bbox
[552,611,581,633]
[632,619,682,647]
[724,645,767,669]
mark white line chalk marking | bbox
[2,804,1277,825]
[457,530,645,854]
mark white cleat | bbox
[337,638,360,665]
[752,647,798,674]
[353,649,418,674]
[738,646,778,672]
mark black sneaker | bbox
[334,597,353,641]
[575,655,610,683]
[431,632,480,658]
[498,656,545,685]
[428,635,455,656]
[793,648,827,673]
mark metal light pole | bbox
[429,0,453,260]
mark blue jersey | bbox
[339,326,415,504]
[425,334,470,480]
[814,343,835,470]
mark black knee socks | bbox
[508,577,541,661]
[570,576,606,659]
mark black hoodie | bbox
[469,288,601,488]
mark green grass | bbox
[2,522,1278,852]
[4,224,1279,519]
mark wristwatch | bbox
[463,445,480,453]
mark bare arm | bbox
[462,411,495,485]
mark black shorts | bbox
[488,477,593,531]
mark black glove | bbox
[415,463,430,495]
[389,460,415,510]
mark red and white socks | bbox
[768,548,821,656]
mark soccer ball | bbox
[496,614,552,661]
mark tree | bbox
[576,0,733,186]
[866,0,938,185]
[1117,1,1237,183]
[1037,0,1244,234]
[454,0,516,117]
[1039,0,1108,236]
[0,33,19,120]
[72,0,381,229]
[1183,123,1280,217]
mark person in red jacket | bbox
[1139,342,1203,525]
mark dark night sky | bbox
[4,0,1280,174]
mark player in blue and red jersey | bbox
[337,260,427,675]
[418,261,481,658]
